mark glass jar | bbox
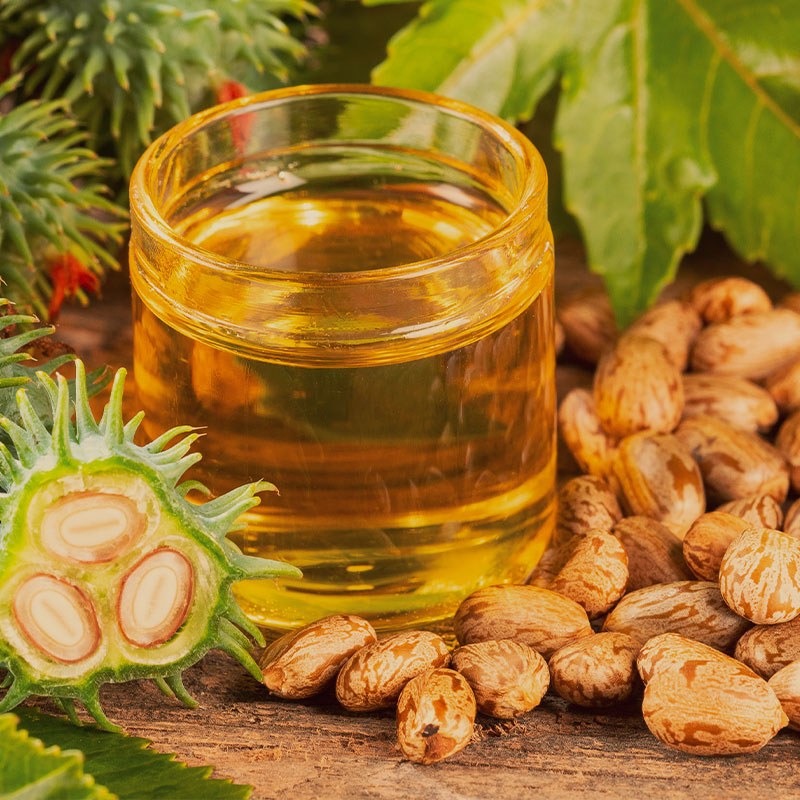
[129,84,555,632]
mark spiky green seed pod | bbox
[0,361,300,731]
[2,0,316,176]
[0,74,126,317]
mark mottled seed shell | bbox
[768,662,800,730]
[766,356,800,414]
[558,388,619,488]
[682,512,750,581]
[529,530,628,619]
[556,287,618,364]
[526,546,562,588]
[691,309,800,380]
[454,584,593,660]
[396,668,476,764]
[776,410,800,492]
[784,498,800,539]
[716,495,784,530]
[554,475,622,548]
[549,530,628,619]
[626,300,702,372]
[735,617,800,679]
[612,432,705,537]
[451,640,549,718]
[681,373,778,433]
[675,415,789,503]
[638,633,787,755]
[613,517,692,591]
[637,631,724,684]
[719,528,800,625]
[549,632,641,707]
[594,335,684,438]
[686,277,772,323]
[336,631,450,712]
[602,580,751,649]
[259,614,377,699]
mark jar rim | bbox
[129,83,547,285]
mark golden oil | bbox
[133,182,555,631]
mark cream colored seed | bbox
[117,548,194,647]
[40,491,146,564]
[13,574,100,663]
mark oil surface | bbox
[133,181,555,631]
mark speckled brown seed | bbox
[530,530,628,619]
[681,373,778,433]
[675,415,789,503]
[686,277,772,323]
[594,335,684,439]
[453,584,593,660]
[259,615,377,700]
[558,388,619,488]
[682,512,750,581]
[691,309,800,380]
[784,498,800,539]
[335,631,450,712]
[549,632,641,707]
[602,580,751,649]
[612,516,692,591]
[556,287,618,364]
[716,494,784,530]
[637,633,788,755]
[776,410,800,492]
[768,662,800,731]
[612,432,705,537]
[626,300,702,371]
[735,617,800,679]
[450,640,549,718]
[553,475,622,547]
[396,668,476,764]
[766,356,800,413]
[719,528,800,625]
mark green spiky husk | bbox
[0,361,300,731]
[2,0,316,176]
[0,75,127,317]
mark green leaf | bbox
[0,714,112,800]
[370,0,800,325]
[13,709,252,800]
[372,0,571,122]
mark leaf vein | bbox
[438,0,550,96]
[676,0,800,140]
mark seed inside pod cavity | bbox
[118,548,194,647]
[13,574,101,663]
[41,491,146,564]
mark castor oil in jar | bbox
[129,86,556,631]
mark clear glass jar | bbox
[129,84,555,632]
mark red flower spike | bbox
[215,80,254,153]
[48,254,99,319]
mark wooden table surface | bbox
[45,236,800,800]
